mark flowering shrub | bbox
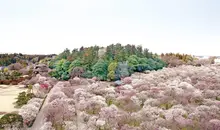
[40,122,55,130]
[208,119,220,130]
[8,63,23,70]
[43,98,76,130]
[43,99,68,124]
[21,74,57,87]
[19,98,43,127]
[48,91,67,102]
[0,113,23,129]
[33,83,47,98]
[122,77,132,84]
[39,65,220,130]
[83,96,107,115]
[40,83,49,89]
[69,77,81,85]
[64,121,77,130]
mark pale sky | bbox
[0,0,219,56]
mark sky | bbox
[0,0,219,56]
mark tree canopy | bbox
[49,44,167,81]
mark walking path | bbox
[28,89,52,130]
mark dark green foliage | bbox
[127,55,166,72]
[127,55,139,70]
[0,113,23,129]
[57,48,71,60]
[62,60,71,71]
[49,44,166,81]
[143,48,153,58]
[115,49,127,62]
[68,59,82,72]
[136,45,144,57]
[48,59,56,69]
[61,61,71,80]
[61,71,70,80]
[153,58,167,69]
[15,91,34,108]
[51,59,71,80]
[92,59,108,80]
[105,45,114,61]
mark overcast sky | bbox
[0,0,219,56]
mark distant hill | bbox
[194,55,220,59]
[0,53,56,66]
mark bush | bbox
[81,71,93,78]
[11,71,22,78]
[116,62,130,79]
[107,71,116,81]
[70,67,84,78]
[68,59,82,72]
[122,77,132,84]
[107,62,118,81]
[50,59,71,80]
[61,71,70,80]
[8,63,23,70]
[127,55,166,72]
[19,104,38,127]
[43,99,70,126]
[19,68,31,75]
[92,59,108,80]
[3,68,8,73]
[15,91,34,108]
[19,98,43,127]
[0,113,23,129]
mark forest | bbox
[0,53,56,66]
[49,43,167,81]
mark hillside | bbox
[0,53,56,66]
[49,44,166,81]
[0,45,219,130]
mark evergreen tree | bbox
[92,59,108,80]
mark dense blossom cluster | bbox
[19,98,43,127]
[15,74,57,129]
[26,74,57,98]
[39,65,220,130]
[20,71,57,86]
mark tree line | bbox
[0,53,56,66]
[49,43,167,81]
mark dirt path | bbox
[28,90,51,130]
